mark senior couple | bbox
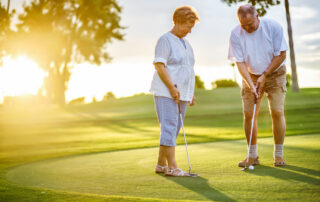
[150,5,288,176]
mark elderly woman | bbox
[150,6,199,177]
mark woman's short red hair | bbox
[173,6,199,24]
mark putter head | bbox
[241,167,248,171]
[241,165,254,171]
[188,172,199,177]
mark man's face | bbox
[239,14,259,33]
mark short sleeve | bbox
[153,36,170,66]
[228,31,244,62]
[272,22,288,56]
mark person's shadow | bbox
[161,175,236,201]
[247,164,320,186]
[283,165,320,177]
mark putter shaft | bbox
[178,103,192,174]
[245,97,258,167]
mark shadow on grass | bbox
[248,165,320,186]
[281,165,320,177]
[162,175,235,201]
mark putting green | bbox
[7,134,320,201]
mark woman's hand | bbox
[169,86,180,104]
[189,95,195,106]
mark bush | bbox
[103,91,115,100]
[69,97,85,105]
[195,75,205,89]
[211,79,239,88]
[286,74,291,87]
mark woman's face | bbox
[176,20,195,38]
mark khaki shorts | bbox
[241,65,287,111]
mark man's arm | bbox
[236,61,258,98]
[256,51,286,95]
[154,62,180,103]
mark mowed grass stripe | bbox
[7,134,320,201]
[1,88,320,201]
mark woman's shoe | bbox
[165,168,190,177]
[155,164,168,173]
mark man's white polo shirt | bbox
[228,18,288,75]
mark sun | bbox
[0,56,46,102]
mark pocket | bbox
[276,65,286,76]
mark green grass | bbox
[6,135,320,201]
[0,88,320,201]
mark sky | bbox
[0,0,319,102]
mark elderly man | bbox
[228,4,288,167]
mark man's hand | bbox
[256,74,266,98]
[189,96,196,106]
[249,83,258,99]
[169,86,180,104]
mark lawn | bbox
[0,88,320,201]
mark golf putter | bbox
[177,100,199,177]
[241,95,258,171]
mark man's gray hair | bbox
[237,4,258,19]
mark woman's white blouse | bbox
[150,32,195,102]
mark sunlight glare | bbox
[0,56,46,98]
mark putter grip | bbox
[254,88,258,104]
[174,84,181,114]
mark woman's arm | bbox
[154,62,180,103]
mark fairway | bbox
[7,134,320,201]
[1,88,320,201]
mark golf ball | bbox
[249,165,254,170]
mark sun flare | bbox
[0,56,46,100]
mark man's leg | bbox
[265,66,287,166]
[268,94,286,166]
[271,109,286,163]
[243,99,263,146]
[241,98,262,164]
[239,82,263,167]
[271,109,286,145]
[266,87,287,165]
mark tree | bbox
[103,91,115,100]
[0,1,13,65]
[195,75,205,89]
[222,0,300,92]
[286,73,291,87]
[211,79,239,89]
[230,62,237,82]
[284,0,299,92]
[7,0,10,12]
[2,0,124,105]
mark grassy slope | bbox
[6,135,320,201]
[0,88,320,201]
